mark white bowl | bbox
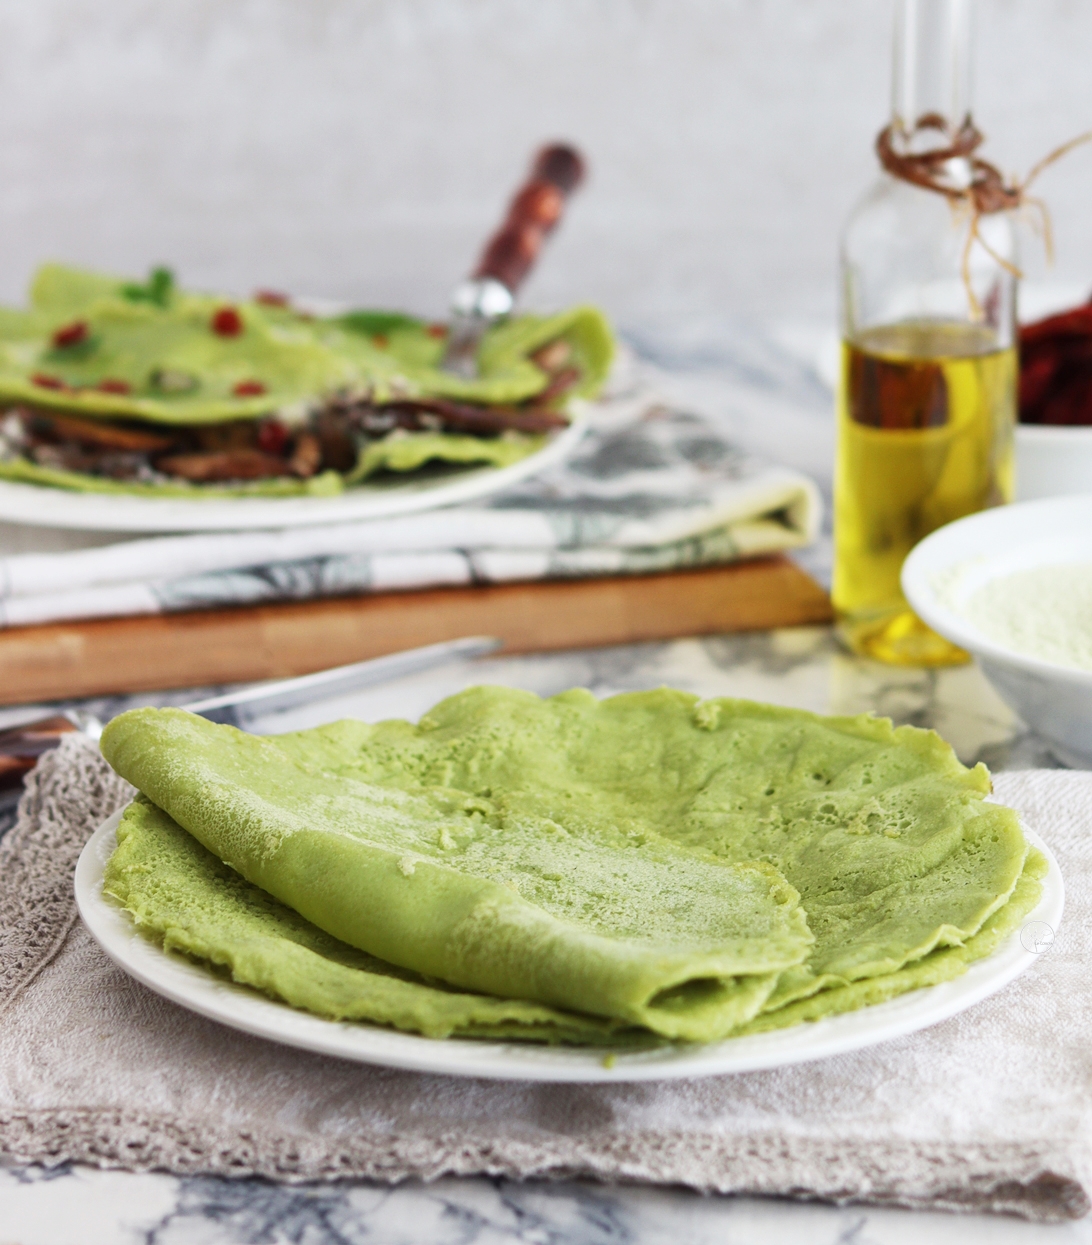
[902,496,1092,767]
[1016,424,1092,501]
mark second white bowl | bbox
[902,496,1092,767]
[1015,424,1092,501]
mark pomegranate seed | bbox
[97,378,132,394]
[211,307,243,337]
[254,290,289,307]
[426,323,447,339]
[233,379,266,397]
[52,320,89,349]
[31,373,65,390]
[257,419,288,454]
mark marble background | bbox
[0,0,1089,331]
[5,1163,1092,1245]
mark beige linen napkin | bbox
[0,735,1088,1222]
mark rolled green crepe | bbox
[100,687,1037,1043]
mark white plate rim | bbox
[0,408,588,533]
[75,807,1065,1083]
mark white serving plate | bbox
[901,496,1092,766]
[0,408,587,533]
[76,809,1063,1083]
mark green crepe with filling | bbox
[0,263,612,419]
[100,695,813,1041]
[99,687,1038,1044]
[0,264,613,496]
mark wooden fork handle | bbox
[473,144,586,294]
[0,715,79,791]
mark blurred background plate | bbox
[0,408,588,533]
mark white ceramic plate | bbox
[75,809,1064,1083]
[0,408,587,533]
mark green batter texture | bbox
[108,796,646,1043]
[100,687,1041,1045]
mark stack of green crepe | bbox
[99,688,1045,1045]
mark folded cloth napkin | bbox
[0,378,820,629]
[1,737,1086,1222]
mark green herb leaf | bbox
[120,266,175,308]
[336,309,422,336]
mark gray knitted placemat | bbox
[0,734,1088,1221]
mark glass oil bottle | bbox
[833,0,1016,665]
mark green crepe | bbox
[100,696,813,1041]
[736,846,1047,1034]
[0,264,613,496]
[99,687,1037,1044]
[106,796,645,1044]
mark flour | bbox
[962,564,1092,670]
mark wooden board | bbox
[0,556,832,705]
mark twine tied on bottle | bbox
[875,114,1092,316]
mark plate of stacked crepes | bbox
[76,686,1063,1081]
[0,265,608,531]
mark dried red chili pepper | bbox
[96,378,132,394]
[211,307,243,337]
[31,373,65,390]
[1020,304,1092,345]
[51,321,90,349]
[426,324,447,339]
[256,418,288,455]
[253,290,289,307]
[232,379,266,397]
[1019,295,1092,425]
[1018,353,1058,411]
[372,334,389,350]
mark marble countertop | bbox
[1,332,1087,1243]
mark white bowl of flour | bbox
[903,496,1092,768]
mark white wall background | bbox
[0,0,1087,332]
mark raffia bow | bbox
[875,114,1092,316]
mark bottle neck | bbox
[891,0,974,141]
[840,0,1014,347]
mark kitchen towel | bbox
[0,380,820,628]
[0,737,1085,1222]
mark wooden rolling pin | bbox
[0,556,832,705]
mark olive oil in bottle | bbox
[834,0,1018,665]
[832,320,1015,663]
